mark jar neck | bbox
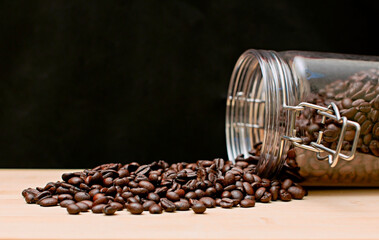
[226,49,298,178]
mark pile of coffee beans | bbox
[286,68,379,185]
[297,68,379,157]
[22,156,306,215]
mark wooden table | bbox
[1,169,379,240]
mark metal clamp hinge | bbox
[282,102,361,167]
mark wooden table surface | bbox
[1,169,379,240]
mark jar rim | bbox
[226,49,296,178]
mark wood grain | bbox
[1,169,379,240]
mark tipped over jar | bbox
[226,49,379,186]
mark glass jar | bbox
[226,49,379,186]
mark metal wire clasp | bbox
[282,102,361,167]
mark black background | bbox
[1,0,379,168]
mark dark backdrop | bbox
[1,0,379,168]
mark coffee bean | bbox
[230,190,244,201]
[109,202,124,211]
[60,199,76,207]
[67,204,81,214]
[39,197,58,207]
[369,140,379,156]
[255,187,266,200]
[147,192,160,202]
[240,199,255,208]
[130,188,148,196]
[269,186,279,201]
[242,182,254,195]
[221,191,232,198]
[93,196,109,206]
[260,192,272,203]
[191,202,206,214]
[138,181,155,192]
[160,198,176,212]
[342,98,353,109]
[288,186,305,199]
[194,189,205,199]
[127,203,144,215]
[76,202,89,212]
[143,200,156,211]
[58,194,73,202]
[68,177,83,186]
[185,191,197,199]
[281,179,293,190]
[361,120,373,135]
[280,189,292,201]
[243,173,254,183]
[373,122,379,137]
[166,191,180,202]
[74,192,91,202]
[205,187,217,197]
[149,204,163,214]
[103,205,117,215]
[81,200,93,209]
[174,200,190,211]
[199,197,216,208]
[92,204,106,213]
[220,199,234,208]
[224,172,236,186]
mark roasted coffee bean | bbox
[58,194,73,202]
[287,148,296,158]
[243,173,254,183]
[221,191,232,198]
[127,203,144,215]
[174,200,190,211]
[185,191,197,199]
[93,196,109,206]
[67,204,81,214]
[323,124,340,142]
[373,122,379,137]
[288,186,305,199]
[224,172,236,186]
[166,191,180,202]
[147,192,160,202]
[260,192,272,203]
[224,184,236,191]
[81,200,93,209]
[149,204,163,214]
[109,202,124,211]
[68,177,83,186]
[103,205,117,215]
[138,181,155,192]
[342,98,353,109]
[191,202,206,214]
[92,204,106,213]
[369,140,379,156]
[269,186,279,201]
[143,200,156,211]
[160,198,176,212]
[74,192,91,202]
[130,188,148,196]
[60,199,76,208]
[220,199,234,208]
[199,197,216,208]
[361,120,373,135]
[76,202,90,212]
[39,197,58,207]
[205,187,217,197]
[175,189,186,198]
[255,187,266,201]
[279,189,292,201]
[230,190,244,201]
[281,179,293,190]
[194,189,205,199]
[121,192,133,200]
[242,182,254,195]
[240,199,255,208]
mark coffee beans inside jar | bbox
[22,157,306,215]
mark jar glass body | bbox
[226,49,379,186]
